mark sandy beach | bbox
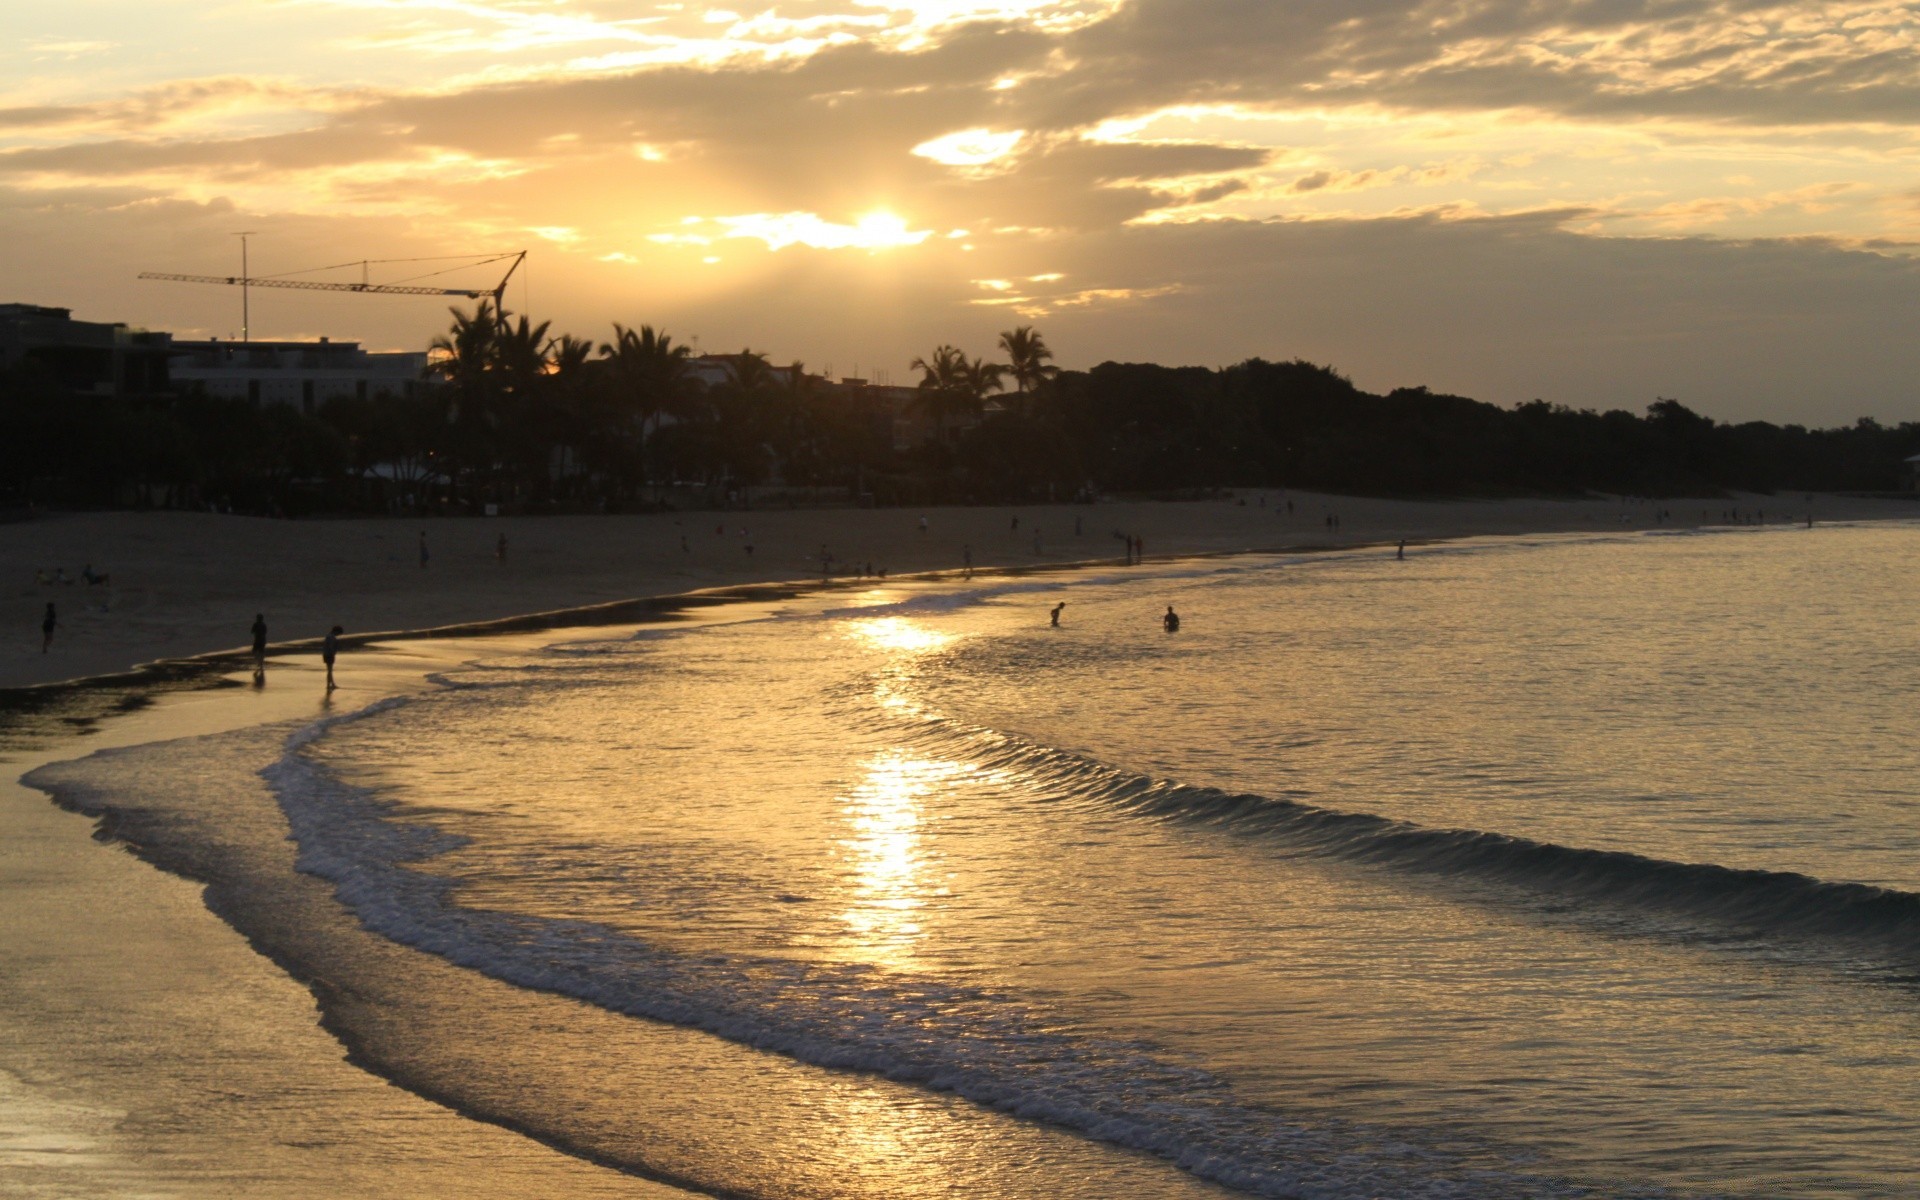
[8,491,1912,692]
[5,495,1919,1198]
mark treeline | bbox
[2,305,1915,513]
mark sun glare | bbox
[711,210,932,251]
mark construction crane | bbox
[139,250,526,341]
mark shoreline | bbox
[2,578,1244,1198]
[9,491,1915,700]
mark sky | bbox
[4,0,1920,426]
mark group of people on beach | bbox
[244,613,343,692]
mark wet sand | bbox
[0,640,694,1199]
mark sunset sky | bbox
[5,0,1920,424]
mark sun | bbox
[853,211,919,248]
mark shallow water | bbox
[32,521,1920,1198]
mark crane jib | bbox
[136,272,487,299]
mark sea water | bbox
[37,521,1920,1197]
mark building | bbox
[684,353,800,391]
[4,303,429,412]
[0,302,174,398]
[168,338,427,413]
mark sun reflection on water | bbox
[837,751,964,966]
[843,615,955,655]
[843,614,958,715]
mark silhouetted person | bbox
[1397,540,1405,560]
[322,626,343,691]
[1162,605,1180,633]
[41,602,57,653]
[496,532,508,563]
[418,531,430,568]
[251,613,268,674]
[1050,602,1065,627]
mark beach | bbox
[8,491,1911,691]
[4,496,1919,1199]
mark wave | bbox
[257,699,1608,1200]
[886,712,1920,961]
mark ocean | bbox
[26,521,1920,1198]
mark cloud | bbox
[10,0,1920,424]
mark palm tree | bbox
[769,360,826,485]
[998,325,1058,415]
[427,301,517,502]
[714,350,777,487]
[598,323,692,494]
[910,344,1004,441]
[427,300,501,421]
[538,333,596,494]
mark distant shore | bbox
[6,491,1914,691]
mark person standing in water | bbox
[418,531,430,569]
[251,613,269,675]
[1162,605,1180,633]
[496,531,508,563]
[40,602,57,653]
[322,626,343,692]
[1050,602,1065,627]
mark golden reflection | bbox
[836,751,964,965]
[844,615,955,655]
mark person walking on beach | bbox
[41,602,57,653]
[1162,605,1180,633]
[418,531,430,569]
[1397,540,1406,560]
[1050,602,1065,627]
[322,626,342,692]
[251,613,269,675]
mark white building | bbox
[169,337,427,413]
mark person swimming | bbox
[1162,605,1180,633]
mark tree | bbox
[910,344,1005,441]
[997,325,1058,414]
[426,301,501,422]
[713,350,778,486]
[598,323,692,494]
